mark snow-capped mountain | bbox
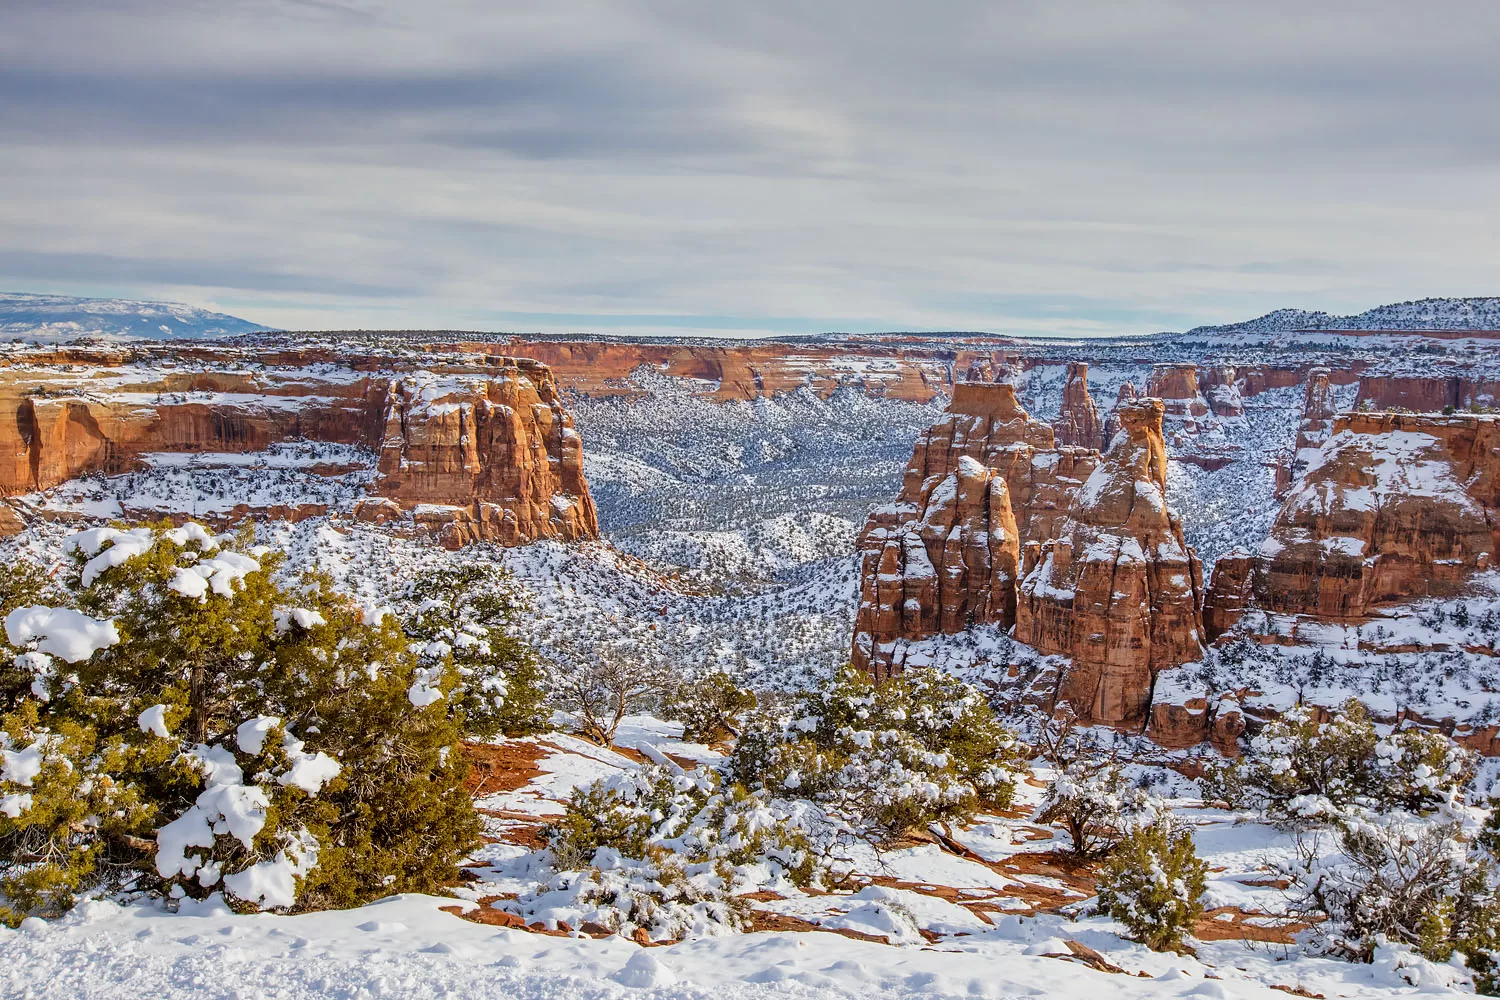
[1183,296,1500,336]
[0,292,271,341]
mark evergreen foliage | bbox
[0,522,516,922]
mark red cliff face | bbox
[1054,363,1104,450]
[374,364,598,546]
[1013,399,1205,726]
[0,351,598,548]
[851,383,1093,676]
[852,389,1207,724]
[1201,365,1245,418]
[1355,375,1500,413]
[1207,411,1500,632]
[446,339,955,403]
[1146,364,1218,444]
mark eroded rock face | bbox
[1201,366,1245,418]
[1101,382,1138,446]
[0,350,599,548]
[1147,364,1215,439]
[1055,363,1104,450]
[0,369,384,495]
[1207,412,1500,631]
[1356,375,1500,413]
[375,365,598,544]
[852,383,1092,677]
[1275,367,1338,495]
[853,390,1207,723]
[1013,399,1205,726]
[851,455,1022,679]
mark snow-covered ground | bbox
[1,716,1461,1000]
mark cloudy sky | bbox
[3,1,1498,337]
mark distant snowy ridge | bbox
[0,292,270,342]
[1182,296,1500,336]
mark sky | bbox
[3,0,1499,338]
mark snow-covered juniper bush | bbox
[729,663,1024,835]
[0,523,530,923]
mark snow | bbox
[68,526,155,586]
[1,739,47,787]
[138,704,171,739]
[155,745,271,879]
[408,666,446,707]
[166,551,261,600]
[4,605,120,662]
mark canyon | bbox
[5,326,1500,755]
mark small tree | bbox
[397,563,548,738]
[0,522,493,921]
[1097,819,1207,952]
[728,664,1023,835]
[664,671,756,744]
[556,645,670,747]
[1284,815,1480,962]
[1038,758,1155,859]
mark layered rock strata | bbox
[1054,363,1104,450]
[851,383,1094,677]
[1147,364,1215,439]
[375,366,598,545]
[1356,375,1500,413]
[1206,411,1500,632]
[1013,400,1205,726]
[853,388,1207,726]
[1201,366,1245,418]
[0,353,598,548]
[1101,382,1139,446]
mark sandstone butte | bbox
[1014,398,1205,726]
[1053,363,1104,450]
[852,384,1206,727]
[0,350,598,548]
[1205,410,1500,635]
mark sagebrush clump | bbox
[1205,701,1473,826]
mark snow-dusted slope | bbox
[1183,296,1500,336]
[0,292,270,341]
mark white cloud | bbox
[2,0,1498,336]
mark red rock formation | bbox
[1207,412,1500,633]
[0,351,599,548]
[1054,363,1104,450]
[1355,375,1500,413]
[473,339,954,402]
[1200,548,1255,642]
[1013,400,1205,726]
[852,383,1095,676]
[0,502,22,538]
[1275,367,1337,494]
[1100,382,1138,446]
[1147,364,1214,439]
[851,456,1022,679]
[1200,366,1245,418]
[374,365,598,544]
